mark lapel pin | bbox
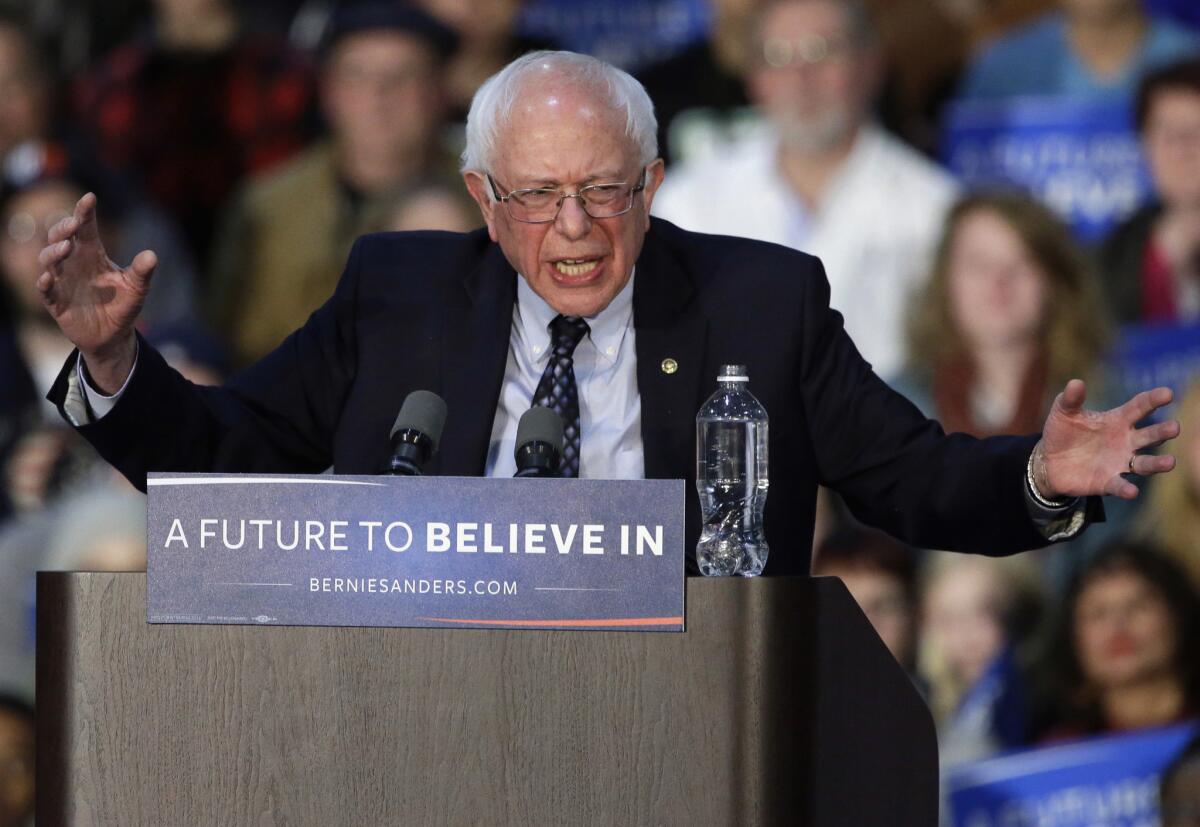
[661,358,678,375]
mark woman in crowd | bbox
[900,190,1111,437]
[1100,59,1200,324]
[1035,541,1200,741]
[1140,379,1200,588]
[812,528,919,674]
[918,553,1042,766]
[896,190,1127,582]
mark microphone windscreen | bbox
[516,406,564,452]
[391,390,448,451]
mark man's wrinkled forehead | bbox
[494,77,636,177]
[510,76,614,122]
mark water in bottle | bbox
[695,364,769,576]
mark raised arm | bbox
[39,194,366,487]
[37,193,156,392]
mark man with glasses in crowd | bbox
[34,50,1181,574]
[653,0,958,381]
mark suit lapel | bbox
[435,242,516,476]
[634,226,708,481]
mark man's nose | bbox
[554,194,592,240]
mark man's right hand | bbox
[36,193,157,394]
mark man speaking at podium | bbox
[36,50,1178,576]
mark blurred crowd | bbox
[0,0,1198,824]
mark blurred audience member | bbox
[0,18,50,190]
[0,305,36,519]
[899,193,1111,438]
[146,321,230,387]
[1141,379,1200,587]
[637,0,764,164]
[21,0,147,76]
[898,193,1129,583]
[958,0,1199,103]
[43,483,148,572]
[1100,59,1200,324]
[0,179,130,513]
[920,553,1042,766]
[812,528,918,671]
[2,179,84,411]
[1,174,200,387]
[0,693,33,827]
[414,0,554,123]
[207,5,467,366]
[1162,734,1200,827]
[386,181,479,234]
[71,0,316,271]
[653,0,957,379]
[0,512,48,700]
[3,425,89,515]
[0,19,200,327]
[1036,541,1200,741]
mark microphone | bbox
[386,390,447,476]
[514,407,563,478]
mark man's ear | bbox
[463,171,500,243]
[640,158,667,216]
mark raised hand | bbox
[1033,379,1180,501]
[36,193,157,393]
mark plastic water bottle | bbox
[695,364,769,576]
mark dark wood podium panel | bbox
[38,573,936,826]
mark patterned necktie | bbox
[532,314,590,477]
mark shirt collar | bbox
[515,268,635,367]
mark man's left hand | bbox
[1033,379,1179,501]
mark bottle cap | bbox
[718,364,749,382]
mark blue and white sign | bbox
[1109,322,1200,416]
[147,474,686,631]
[517,0,710,70]
[946,722,1199,827]
[942,96,1151,241]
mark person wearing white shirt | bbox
[652,0,958,380]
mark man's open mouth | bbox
[553,258,601,277]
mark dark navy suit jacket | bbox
[51,217,1083,575]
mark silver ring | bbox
[1128,454,1137,474]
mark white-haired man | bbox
[37,51,1179,575]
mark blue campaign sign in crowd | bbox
[516,0,710,70]
[946,722,1198,827]
[941,97,1152,242]
[1145,0,1200,30]
[1109,322,1200,418]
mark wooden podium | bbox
[37,574,936,825]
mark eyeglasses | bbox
[6,210,70,245]
[762,34,856,69]
[487,169,647,224]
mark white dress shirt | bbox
[484,271,644,479]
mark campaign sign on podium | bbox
[146,474,686,631]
